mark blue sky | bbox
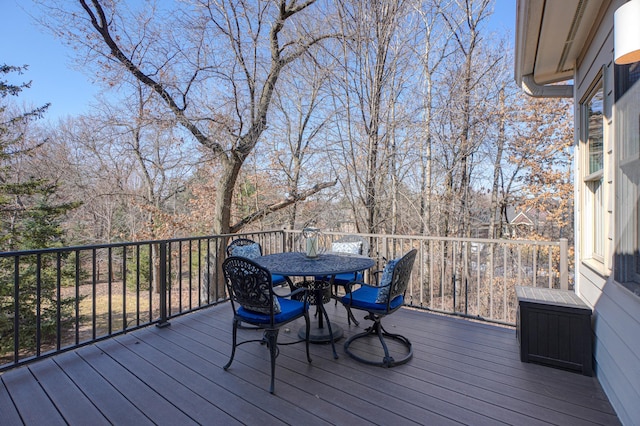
[0,0,101,122]
[1,0,516,123]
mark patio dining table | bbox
[254,251,375,359]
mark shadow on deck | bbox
[0,302,620,425]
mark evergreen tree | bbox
[0,64,80,356]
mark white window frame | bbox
[580,72,605,265]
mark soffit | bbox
[515,0,607,86]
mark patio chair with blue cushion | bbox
[226,238,287,286]
[326,234,370,290]
[222,256,312,393]
[317,235,371,325]
[340,249,417,367]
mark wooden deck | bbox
[1,302,620,425]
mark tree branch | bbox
[229,179,336,233]
[79,0,224,156]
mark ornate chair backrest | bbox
[226,238,263,258]
[332,235,370,257]
[222,257,274,317]
[385,249,417,307]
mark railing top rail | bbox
[0,230,288,257]
[283,229,565,247]
[0,228,564,258]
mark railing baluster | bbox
[108,247,113,335]
[92,248,97,340]
[56,252,62,351]
[560,238,569,290]
[148,243,153,324]
[122,246,127,331]
[13,256,20,364]
[157,241,169,328]
[189,240,193,310]
[429,239,434,310]
[179,241,183,313]
[136,244,141,326]
[476,241,480,317]
[75,250,80,345]
[168,241,172,318]
[548,247,553,288]
[36,254,42,357]
[503,244,508,322]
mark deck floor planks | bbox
[0,302,621,425]
[53,350,154,425]
[0,378,23,425]
[1,366,66,426]
[91,337,242,425]
[74,342,199,425]
[27,358,111,426]
[175,313,417,425]
[134,320,340,426]
[115,329,319,426]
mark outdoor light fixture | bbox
[614,0,640,65]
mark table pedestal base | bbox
[298,324,343,343]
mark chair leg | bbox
[264,328,279,394]
[223,317,240,370]
[345,305,360,327]
[343,315,412,367]
[318,303,338,359]
[304,311,312,363]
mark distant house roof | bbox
[510,208,548,227]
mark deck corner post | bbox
[157,241,171,328]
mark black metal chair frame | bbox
[341,249,417,367]
[222,256,312,393]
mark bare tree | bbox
[37,0,333,297]
[329,0,410,234]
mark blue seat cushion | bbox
[272,274,287,285]
[341,285,404,312]
[237,297,305,324]
[315,271,363,286]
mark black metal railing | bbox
[1,228,568,372]
[0,231,287,372]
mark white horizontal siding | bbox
[592,281,640,426]
[575,2,640,425]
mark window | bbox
[581,76,605,263]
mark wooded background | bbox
[1,0,573,253]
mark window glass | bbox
[587,86,604,175]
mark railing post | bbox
[560,238,569,290]
[157,241,171,328]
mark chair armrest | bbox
[281,286,309,300]
[371,270,383,286]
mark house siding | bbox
[575,2,640,425]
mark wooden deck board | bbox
[0,303,621,425]
[28,358,111,426]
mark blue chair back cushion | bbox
[238,297,305,324]
[341,285,404,312]
[375,258,398,303]
[231,243,261,259]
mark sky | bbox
[1,0,517,123]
